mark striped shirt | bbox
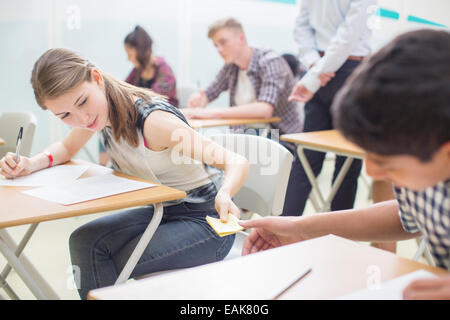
[394,180,450,270]
[204,47,303,140]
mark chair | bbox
[0,112,37,158]
[176,83,198,109]
[208,134,294,259]
[135,133,294,281]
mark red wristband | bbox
[43,151,53,168]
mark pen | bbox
[15,126,23,163]
[272,267,312,300]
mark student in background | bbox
[0,48,249,299]
[240,29,450,299]
[99,25,179,166]
[283,0,376,217]
[184,17,303,154]
[124,25,178,107]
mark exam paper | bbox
[22,173,156,205]
[336,270,437,300]
[0,165,90,186]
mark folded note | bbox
[206,213,244,237]
[22,173,156,205]
[0,165,90,186]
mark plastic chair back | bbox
[209,133,293,216]
[0,112,37,158]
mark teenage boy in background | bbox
[184,17,303,154]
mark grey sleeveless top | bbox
[99,98,222,206]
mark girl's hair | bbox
[31,48,163,147]
[124,25,153,70]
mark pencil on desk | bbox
[272,267,312,300]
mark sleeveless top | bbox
[99,98,222,206]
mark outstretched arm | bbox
[240,200,420,255]
[143,110,250,221]
[0,127,94,178]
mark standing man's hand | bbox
[318,72,335,87]
[289,82,314,102]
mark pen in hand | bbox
[14,126,23,164]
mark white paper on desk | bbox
[22,173,156,205]
[337,270,437,300]
[0,165,90,186]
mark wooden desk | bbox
[87,235,448,300]
[281,130,364,212]
[281,130,364,159]
[0,160,186,299]
[0,163,185,228]
[189,117,281,129]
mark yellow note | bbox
[206,214,244,237]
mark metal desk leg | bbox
[297,146,356,213]
[0,227,59,299]
[1,224,39,280]
[0,236,48,299]
[115,203,164,285]
[0,273,19,300]
[297,146,326,212]
[321,157,354,212]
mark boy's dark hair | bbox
[332,29,450,162]
[124,25,153,70]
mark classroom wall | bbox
[0,0,448,159]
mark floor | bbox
[0,155,427,300]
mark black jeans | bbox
[282,60,363,216]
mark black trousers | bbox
[282,60,363,216]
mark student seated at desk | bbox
[184,17,303,154]
[99,25,179,167]
[239,29,450,299]
[0,48,249,300]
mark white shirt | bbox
[234,69,257,106]
[294,0,377,93]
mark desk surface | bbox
[281,130,364,158]
[0,160,186,228]
[189,117,281,129]
[87,234,448,300]
[0,137,4,146]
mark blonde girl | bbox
[0,48,249,299]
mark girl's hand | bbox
[215,189,241,222]
[403,275,450,300]
[0,153,33,178]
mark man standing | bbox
[185,17,303,154]
[283,0,377,216]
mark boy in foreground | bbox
[239,29,450,299]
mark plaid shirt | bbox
[205,48,303,138]
[394,179,450,270]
